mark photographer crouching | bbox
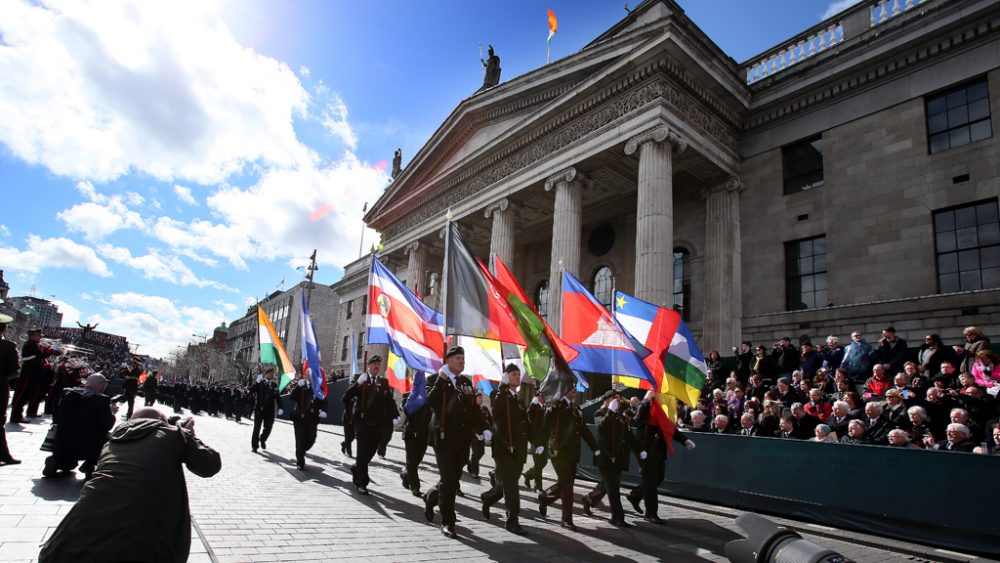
[39,407,222,563]
[42,373,117,480]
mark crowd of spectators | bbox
[679,326,1000,454]
[42,327,134,372]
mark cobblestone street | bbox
[0,411,975,562]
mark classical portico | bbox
[365,0,749,354]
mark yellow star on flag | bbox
[615,294,627,310]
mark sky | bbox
[0,0,862,358]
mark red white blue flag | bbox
[300,292,327,400]
[367,257,445,374]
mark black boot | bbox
[0,429,20,465]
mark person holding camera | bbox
[42,373,117,480]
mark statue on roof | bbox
[479,44,501,92]
[391,148,402,179]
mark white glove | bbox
[319,411,327,419]
[639,451,648,461]
[277,409,283,416]
[297,379,306,387]
[475,434,483,441]
[358,373,369,385]
[535,446,544,455]
[531,396,541,406]
[256,374,264,383]
[685,440,696,450]
[609,399,620,413]
[594,450,602,457]
[483,430,492,442]
[393,418,400,426]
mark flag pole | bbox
[441,210,453,362]
[358,202,368,259]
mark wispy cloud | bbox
[822,0,864,19]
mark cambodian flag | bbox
[300,292,326,400]
[560,271,655,385]
[368,257,444,374]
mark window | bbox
[782,135,824,194]
[592,266,613,311]
[927,78,992,154]
[785,236,828,311]
[341,336,350,362]
[534,280,549,320]
[361,297,367,316]
[934,199,1000,293]
[356,332,365,360]
[345,299,354,320]
[673,249,691,321]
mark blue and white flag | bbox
[300,292,326,400]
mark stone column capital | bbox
[700,176,746,200]
[483,197,510,219]
[404,241,423,255]
[544,167,591,192]
[624,124,687,156]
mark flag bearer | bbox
[249,368,280,453]
[343,355,397,494]
[480,364,529,534]
[537,386,599,531]
[288,376,326,471]
[582,396,645,526]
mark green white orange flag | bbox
[546,9,558,63]
[257,306,296,391]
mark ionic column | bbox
[484,198,515,270]
[545,168,588,332]
[405,241,427,298]
[701,176,745,352]
[625,124,686,307]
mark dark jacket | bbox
[864,416,892,445]
[634,400,689,460]
[289,383,326,425]
[39,419,221,563]
[544,397,598,463]
[751,354,778,381]
[595,408,641,471]
[934,439,977,453]
[526,400,547,446]
[53,387,116,461]
[825,414,854,439]
[343,375,396,430]
[877,337,909,375]
[735,350,754,384]
[772,344,799,373]
[0,338,18,382]
[426,370,483,449]
[19,339,49,379]
[249,379,279,416]
[401,394,431,441]
[489,384,528,462]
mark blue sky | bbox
[0,0,858,357]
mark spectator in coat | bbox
[821,335,845,370]
[746,373,768,403]
[732,341,754,385]
[775,416,799,440]
[863,402,891,445]
[924,423,976,452]
[810,424,838,443]
[43,374,117,480]
[842,332,876,383]
[771,337,799,380]
[883,389,909,429]
[751,345,777,383]
[39,408,221,563]
[684,410,710,432]
[840,419,869,445]
[737,412,760,436]
[864,364,893,400]
[950,408,984,444]
[711,414,735,434]
[804,388,832,421]
[790,403,820,438]
[826,401,853,438]
[970,350,998,389]
[876,326,908,377]
[955,326,990,374]
[887,429,919,448]
[918,334,956,378]
[799,342,822,381]
[906,406,936,446]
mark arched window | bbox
[673,249,691,321]
[592,266,614,311]
[534,280,549,320]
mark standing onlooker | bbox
[841,332,876,385]
[918,334,956,378]
[771,337,799,381]
[799,342,822,381]
[38,408,221,563]
[955,326,990,374]
[877,326,908,377]
[732,341,754,386]
[821,335,845,370]
[0,316,21,466]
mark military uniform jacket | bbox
[289,384,324,424]
[20,340,48,379]
[489,384,529,462]
[249,380,279,415]
[0,339,18,382]
[544,398,598,463]
[526,401,546,446]
[343,375,397,430]
[426,370,483,449]
[401,395,431,441]
[595,408,641,471]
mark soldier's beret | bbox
[445,346,465,359]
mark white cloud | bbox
[124,191,145,206]
[0,0,314,184]
[51,298,81,326]
[213,299,237,312]
[0,225,9,237]
[57,180,145,240]
[97,244,235,291]
[822,0,864,19]
[298,65,310,78]
[150,153,386,270]
[93,291,227,358]
[0,235,112,277]
[173,184,197,205]
[321,94,357,149]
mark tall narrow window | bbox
[785,236,828,311]
[592,266,613,311]
[934,199,1000,293]
[356,332,365,360]
[782,135,824,194]
[927,78,992,154]
[345,300,354,320]
[341,336,349,362]
[673,249,691,321]
[535,280,549,320]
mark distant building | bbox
[7,295,63,329]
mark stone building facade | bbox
[361,0,1000,369]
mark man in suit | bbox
[343,355,397,493]
[423,346,484,538]
[825,400,853,439]
[249,367,280,453]
[538,386,599,531]
[924,423,977,452]
[0,316,21,465]
[627,392,696,524]
[737,412,760,437]
[863,402,892,445]
[480,364,529,534]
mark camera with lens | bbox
[725,514,853,563]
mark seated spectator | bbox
[775,416,799,440]
[804,388,832,421]
[791,402,820,438]
[746,373,768,402]
[863,402,891,445]
[758,400,781,437]
[883,389,909,429]
[43,374,118,480]
[711,414,735,434]
[863,364,892,400]
[844,391,864,419]
[828,378,853,403]
[684,410,710,433]
[923,423,976,452]
[950,408,984,444]
[708,389,728,419]
[840,419,869,445]
[923,387,956,438]
[790,370,805,389]
[727,387,745,420]
[737,412,760,436]
[901,361,928,395]
[797,378,812,398]
[906,406,936,446]
[887,429,918,449]
[971,350,998,389]
[776,378,801,408]
[990,425,1000,455]
[891,372,918,403]
[723,378,740,402]
[826,401,853,438]
[812,368,836,395]
[810,424,837,443]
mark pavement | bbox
[0,408,987,563]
